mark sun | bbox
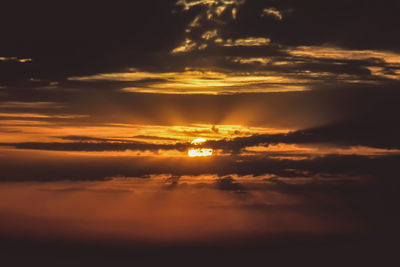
[188,138,213,157]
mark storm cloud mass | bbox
[0,1,400,266]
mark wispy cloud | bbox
[0,102,63,109]
[0,57,32,63]
[69,68,309,94]
[218,37,271,47]
[0,113,87,119]
[172,0,247,53]
[261,8,283,20]
[287,45,400,64]
[172,38,198,54]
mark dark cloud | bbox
[58,136,129,142]
[214,176,245,192]
[207,119,400,152]
[165,175,182,190]
[1,146,399,181]
[231,0,400,50]
[0,141,189,153]
[132,135,179,142]
[0,0,398,91]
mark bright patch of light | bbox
[189,138,213,157]
[188,148,213,157]
[191,137,207,145]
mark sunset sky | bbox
[1,0,400,266]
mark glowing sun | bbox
[188,138,213,157]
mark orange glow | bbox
[0,176,351,243]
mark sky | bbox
[1,0,400,266]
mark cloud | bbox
[0,141,189,153]
[172,38,198,54]
[214,176,245,192]
[0,113,87,119]
[287,45,400,64]
[0,102,63,109]
[62,41,400,95]
[1,0,398,97]
[4,118,400,154]
[1,0,399,91]
[176,0,245,20]
[261,8,283,20]
[206,120,400,152]
[58,136,128,142]
[0,57,32,63]
[58,135,178,143]
[219,37,271,47]
[172,0,248,53]
[0,171,397,265]
[131,135,179,142]
[201,29,219,40]
[1,145,399,182]
[68,68,309,94]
